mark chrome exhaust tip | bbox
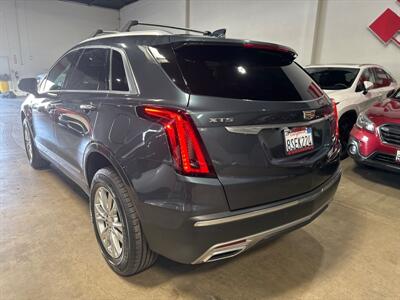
[195,239,249,264]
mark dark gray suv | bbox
[19,23,341,275]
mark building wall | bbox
[315,0,400,79]
[1,0,398,91]
[120,0,186,33]
[120,0,318,65]
[0,0,119,89]
[189,0,318,65]
[120,0,400,78]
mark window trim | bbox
[40,49,82,93]
[40,45,139,95]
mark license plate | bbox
[396,150,400,163]
[284,127,314,155]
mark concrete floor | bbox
[0,97,399,300]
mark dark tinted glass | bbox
[306,67,359,90]
[44,50,80,91]
[111,51,129,91]
[156,44,321,101]
[67,48,110,90]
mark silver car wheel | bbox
[23,125,33,162]
[94,186,124,259]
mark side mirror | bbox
[18,78,38,96]
[387,88,397,98]
[362,81,374,94]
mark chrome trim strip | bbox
[40,45,140,96]
[194,201,300,227]
[192,199,332,264]
[225,115,331,135]
[193,168,341,227]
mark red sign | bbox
[369,6,400,47]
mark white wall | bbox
[189,0,318,65]
[120,0,186,32]
[3,0,396,91]
[0,0,119,89]
[315,0,400,79]
[120,0,318,65]
[121,0,400,79]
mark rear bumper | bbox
[142,168,341,264]
[348,127,400,173]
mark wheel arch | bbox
[83,142,131,190]
[83,142,145,221]
[339,109,358,124]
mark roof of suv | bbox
[78,29,298,56]
[79,30,172,44]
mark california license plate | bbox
[284,127,314,155]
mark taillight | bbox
[331,99,339,138]
[137,106,215,177]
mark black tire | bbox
[90,167,157,276]
[22,118,49,169]
[339,116,355,159]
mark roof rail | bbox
[121,20,226,38]
[91,29,119,38]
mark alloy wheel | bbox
[23,125,33,162]
[94,186,124,259]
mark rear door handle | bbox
[79,103,97,111]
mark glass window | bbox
[67,48,110,90]
[154,44,323,101]
[43,50,80,91]
[111,51,129,91]
[356,68,376,92]
[374,68,391,88]
[306,67,360,90]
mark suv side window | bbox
[42,50,80,92]
[356,68,376,92]
[111,50,129,92]
[67,48,110,91]
[374,68,391,88]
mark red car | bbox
[348,89,400,172]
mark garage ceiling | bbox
[61,0,138,10]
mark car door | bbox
[31,50,80,154]
[355,67,381,111]
[50,47,111,184]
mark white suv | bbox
[305,64,398,157]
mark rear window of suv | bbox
[152,44,323,101]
